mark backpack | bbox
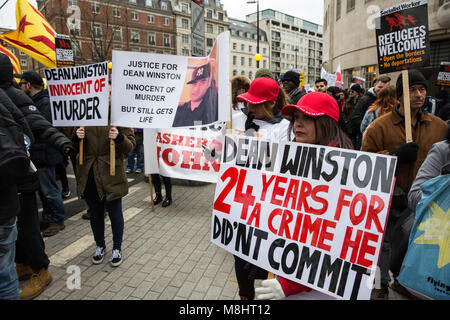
[0,101,30,187]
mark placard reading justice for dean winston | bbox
[375,0,430,74]
[211,135,397,300]
[45,61,109,127]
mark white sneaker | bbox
[92,246,105,264]
[109,249,122,267]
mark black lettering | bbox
[317,254,343,294]
[280,144,302,175]
[296,246,321,285]
[350,264,370,300]
[235,223,253,256]
[321,150,339,182]
[281,243,299,274]
[337,261,351,297]
[304,147,325,180]
[53,101,63,121]
[223,136,237,163]
[340,152,357,185]
[371,157,396,193]
[252,229,268,260]
[353,155,372,188]
[268,239,285,270]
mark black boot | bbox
[152,175,163,205]
[162,181,172,207]
[153,194,163,205]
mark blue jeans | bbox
[0,217,19,300]
[38,166,65,225]
[127,143,144,171]
[84,174,124,251]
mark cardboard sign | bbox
[211,135,397,300]
[110,32,230,129]
[45,61,109,127]
[143,123,224,183]
[375,0,430,74]
[437,62,450,86]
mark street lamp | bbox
[247,0,260,68]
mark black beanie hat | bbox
[396,69,428,98]
[282,71,300,87]
[0,53,14,85]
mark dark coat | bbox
[287,87,305,105]
[351,88,377,137]
[73,126,135,202]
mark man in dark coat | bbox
[351,75,391,149]
[281,71,305,105]
[173,63,218,127]
[0,53,73,300]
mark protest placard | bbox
[45,61,109,127]
[211,135,397,300]
[437,62,450,86]
[143,122,224,183]
[111,32,230,129]
[375,0,430,74]
[55,34,74,68]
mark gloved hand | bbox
[245,112,260,135]
[389,142,419,164]
[255,279,286,300]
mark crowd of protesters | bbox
[1,48,449,301]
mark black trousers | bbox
[234,255,268,300]
[151,174,172,197]
[15,192,50,270]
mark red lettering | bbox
[156,132,162,143]
[296,181,312,212]
[292,212,304,241]
[268,208,283,235]
[278,209,293,239]
[213,167,238,214]
[162,133,171,144]
[185,136,195,148]
[350,193,367,226]
[310,185,329,215]
[171,134,184,146]
[271,176,288,206]
[340,226,363,264]
[299,215,322,247]
[261,174,275,201]
[180,150,192,169]
[366,195,385,233]
[334,189,353,221]
[162,148,179,166]
[357,231,379,268]
[317,219,336,252]
[283,179,299,210]
[234,169,255,221]
[247,202,261,228]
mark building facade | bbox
[246,9,323,84]
[170,0,229,56]
[229,18,269,79]
[323,0,450,91]
[38,0,177,67]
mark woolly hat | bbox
[396,69,428,98]
[0,53,13,85]
[255,68,274,80]
[282,71,300,87]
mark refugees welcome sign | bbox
[45,61,109,127]
[211,135,397,300]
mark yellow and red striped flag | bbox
[0,0,56,68]
[0,44,22,80]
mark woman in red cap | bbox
[233,77,290,141]
[231,77,290,300]
[254,92,353,300]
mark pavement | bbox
[25,166,412,301]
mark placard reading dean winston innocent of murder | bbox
[375,0,430,74]
[110,31,230,129]
[45,61,109,127]
[211,135,397,300]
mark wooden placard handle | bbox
[402,70,413,143]
[79,126,84,165]
[149,174,154,212]
[110,126,116,176]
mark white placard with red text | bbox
[45,61,109,127]
[143,123,224,183]
[211,134,397,300]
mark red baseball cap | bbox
[281,92,339,122]
[237,77,279,104]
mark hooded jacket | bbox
[0,53,73,191]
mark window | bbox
[182,34,189,44]
[145,0,152,6]
[68,0,77,6]
[148,32,155,45]
[207,24,213,33]
[232,42,237,50]
[148,14,154,23]
[92,3,99,14]
[248,57,252,67]
[249,45,252,53]
[218,12,224,21]
[336,0,341,20]
[131,30,140,43]
[20,59,27,66]
[206,10,212,19]
[113,7,120,18]
[113,27,122,41]
[181,19,189,29]
[163,34,170,46]
[233,56,237,65]
[241,44,244,51]
[181,3,188,13]
[93,24,101,38]
[131,11,138,21]
[347,0,355,11]
[218,26,224,33]
[161,1,167,10]
[182,48,189,56]
[129,0,136,4]
[241,57,244,66]
[163,17,170,26]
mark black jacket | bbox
[31,89,52,123]
[287,87,305,105]
[350,88,377,138]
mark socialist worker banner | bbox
[375,0,430,74]
[211,135,398,300]
[143,123,224,183]
[111,31,230,129]
[45,61,109,127]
